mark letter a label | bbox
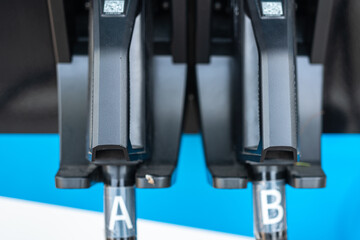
[109,196,133,231]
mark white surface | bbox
[0,196,253,240]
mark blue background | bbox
[0,134,358,239]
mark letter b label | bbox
[260,189,284,225]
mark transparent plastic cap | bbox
[253,179,287,239]
[104,186,136,239]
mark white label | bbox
[260,189,284,225]
[261,2,283,16]
[109,196,133,230]
[103,0,125,14]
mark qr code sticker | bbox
[103,0,125,14]
[261,2,283,16]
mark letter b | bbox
[260,189,284,225]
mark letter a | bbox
[109,196,133,230]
